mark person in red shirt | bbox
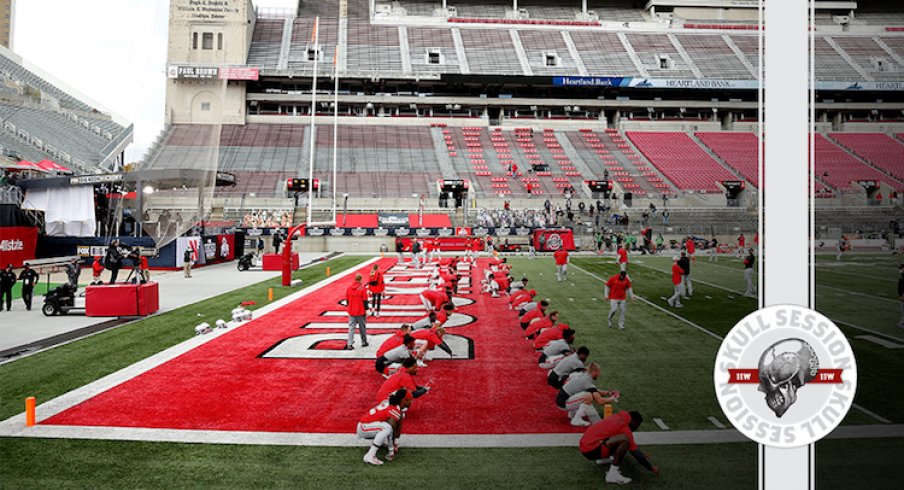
[667,256,685,308]
[91,256,104,285]
[534,325,574,351]
[554,248,569,282]
[419,288,448,312]
[376,357,432,403]
[511,289,536,310]
[435,302,455,325]
[345,274,369,350]
[685,236,696,263]
[139,255,150,283]
[520,300,549,329]
[357,389,411,465]
[525,310,558,339]
[376,325,412,357]
[579,411,659,485]
[367,264,385,317]
[616,244,629,272]
[605,271,634,330]
[412,326,452,365]
[375,334,416,375]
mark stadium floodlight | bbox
[142,185,155,195]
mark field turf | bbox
[0,252,902,488]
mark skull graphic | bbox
[757,339,820,418]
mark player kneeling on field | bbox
[537,331,576,367]
[375,334,416,376]
[547,346,591,389]
[377,357,432,403]
[358,389,411,465]
[579,410,659,485]
[520,300,548,329]
[412,326,452,365]
[557,363,620,427]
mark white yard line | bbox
[834,319,904,343]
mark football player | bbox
[357,389,411,465]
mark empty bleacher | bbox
[517,30,577,76]
[247,19,284,70]
[832,37,901,80]
[569,31,641,77]
[676,34,753,79]
[407,27,461,75]
[814,133,904,191]
[288,18,340,74]
[829,133,904,183]
[626,131,737,193]
[696,132,759,187]
[625,33,697,78]
[814,37,863,80]
[346,20,403,74]
[458,28,525,75]
[0,51,93,112]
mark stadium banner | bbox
[814,80,904,91]
[216,234,235,261]
[533,229,576,252]
[378,212,409,227]
[202,236,218,262]
[219,67,259,81]
[176,237,203,265]
[167,65,218,79]
[552,76,628,87]
[395,236,484,251]
[624,78,760,90]
[0,226,38,268]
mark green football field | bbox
[0,253,901,488]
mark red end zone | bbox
[43,258,581,435]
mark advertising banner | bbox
[395,236,484,252]
[176,237,203,265]
[216,234,236,261]
[0,226,38,268]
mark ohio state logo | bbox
[714,305,857,448]
[0,239,24,251]
[546,234,563,251]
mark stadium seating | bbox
[828,133,904,182]
[696,132,759,187]
[813,37,862,80]
[288,18,340,74]
[247,19,284,70]
[459,29,525,75]
[626,132,738,193]
[831,37,902,80]
[347,20,403,74]
[517,30,578,75]
[408,27,462,75]
[676,34,755,79]
[569,31,642,77]
[624,33,698,78]
[813,134,904,191]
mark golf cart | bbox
[42,283,86,316]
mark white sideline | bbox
[0,257,380,434]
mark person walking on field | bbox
[0,264,15,312]
[677,251,693,298]
[18,263,39,310]
[605,270,634,330]
[554,247,569,282]
[744,248,756,297]
[183,248,193,278]
[667,256,685,308]
[368,264,385,317]
[346,274,369,349]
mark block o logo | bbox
[713,305,857,448]
[546,233,563,251]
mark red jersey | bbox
[617,248,628,264]
[92,259,104,275]
[359,400,403,424]
[554,249,569,266]
[346,282,368,316]
[377,330,407,357]
[436,309,449,325]
[686,239,695,254]
[422,289,447,310]
[738,235,746,247]
[525,317,553,338]
[509,289,531,305]
[606,275,632,300]
[671,263,684,285]
[412,328,442,349]
[493,271,510,290]
[368,270,385,294]
[579,412,638,453]
[534,324,566,349]
[376,371,417,402]
[140,256,149,271]
[521,306,545,325]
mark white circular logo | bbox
[546,233,563,251]
[713,305,857,448]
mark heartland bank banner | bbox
[552,76,904,91]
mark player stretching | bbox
[556,363,620,427]
[579,411,659,485]
[547,346,591,389]
[554,247,570,282]
[358,389,410,465]
[605,271,634,330]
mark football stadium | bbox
[1,0,903,487]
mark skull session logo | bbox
[714,305,857,448]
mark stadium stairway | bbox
[429,127,462,181]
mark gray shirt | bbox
[563,371,598,396]
[542,339,571,357]
[411,316,433,330]
[553,353,585,377]
[384,344,412,363]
